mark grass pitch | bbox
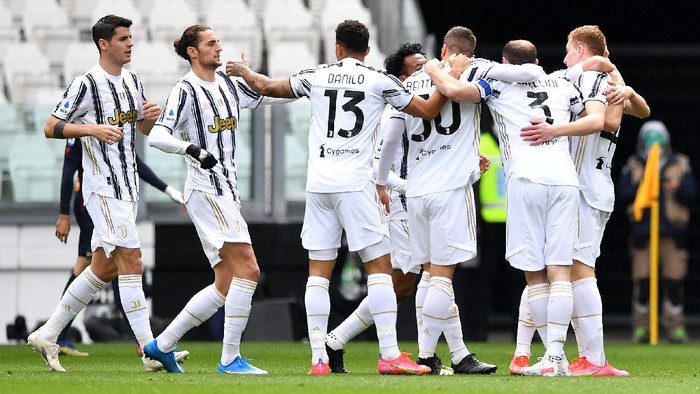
[1,341,699,393]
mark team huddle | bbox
[27,14,649,377]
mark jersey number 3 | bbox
[324,89,365,138]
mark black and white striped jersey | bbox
[155,70,264,202]
[52,64,146,202]
[289,57,413,193]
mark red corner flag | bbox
[632,143,661,222]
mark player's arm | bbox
[375,116,406,213]
[136,101,163,135]
[484,63,544,83]
[45,115,124,145]
[56,141,79,243]
[149,126,218,170]
[423,57,484,103]
[521,101,606,145]
[606,70,650,118]
[226,54,295,98]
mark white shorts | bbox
[84,193,140,258]
[388,218,420,274]
[573,193,611,267]
[505,177,577,271]
[302,181,389,254]
[407,186,477,267]
[186,190,251,267]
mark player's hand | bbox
[226,52,249,77]
[164,185,185,204]
[423,58,443,76]
[479,153,491,174]
[448,53,472,77]
[605,81,634,106]
[55,214,70,243]
[520,119,558,145]
[91,125,123,144]
[186,144,218,169]
[142,101,162,123]
[376,184,391,214]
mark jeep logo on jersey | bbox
[208,115,237,133]
[107,108,138,125]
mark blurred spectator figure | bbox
[617,120,698,343]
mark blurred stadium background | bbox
[0,0,697,344]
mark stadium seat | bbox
[2,42,57,104]
[262,0,320,64]
[147,0,197,43]
[63,42,100,84]
[20,0,79,65]
[205,0,263,71]
[126,41,183,105]
[8,133,61,202]
[89,0,146,43]
[319,0,377,64]
[0,3,19,55]
[266,41,318,79]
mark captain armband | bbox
[54,120,67,139]
[475,79,492,99]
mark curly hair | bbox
[335,20,369,54]
[384,42,424,78]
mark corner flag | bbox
[632,143,661,221]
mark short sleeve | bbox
[156,83,190,134]
[289,67,317,98]
[52,77,91,122]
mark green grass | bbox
[1,341,699,393]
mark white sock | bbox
[419,276,455,359]
[527,283,550,347]
[118,274,154,348]
[573,277,605,365]
[445,301,469,364]
[158,284,225,352]
[327,297,373,351]
[40,266,106,342]
[415,271,430,338]
[367,273,400,360]
[221,277,257,365]
[546,281,573,358]
[305,276,330,364]
[571,305,584,357]
[514,286,535,357]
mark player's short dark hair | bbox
[174,24,211,62]
[92,14,132,51]
[384,42,424,78]
[502,40,537,65]
[443,26,476,57]
[336,20,369,55]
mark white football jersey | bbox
[397,59,495,198]
[53,64,146,202]
[155,70,264,202]
[289,57,413,193]
[375,106,408,220]
[483,73,584,187]
[568,70,616,212]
